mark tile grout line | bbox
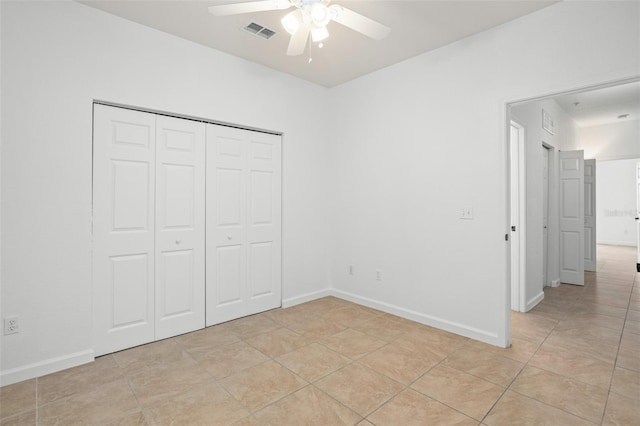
[599,266,637,425]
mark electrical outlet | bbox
[376,269,382,281]
[4,317,19,335]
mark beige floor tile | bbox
[177,325,240,360]
[261,307,316,326]
[276,343,350,382]
[228,314,281,339]
[0,379,35,420]
[254,385,361,426]
[112,339,192,374]
[38,378,140,425]
[394,327,466,358]
[484,390,595,426]
[127,357,213,407]
[570,301,628,318]
[556,313,625,333]
[510,313,557,344]
[625,319,640,335]
[444,346,524,387]
[243,327,309,358]
[464,337,539,364]
[350,314,415,342]
[412,364,504,421]
[627,309,640,322]
[321,328,387,360]
[315,362,404,416]
[528,346,614,390]
[144,380,249,425]
[356,420,374,426]
[616,347,640,372]
[219,360,307,412]
[0,410,36,426]
[320,305,382,327]
[541,329,619,364]
[38,356,124,405]
[198,341,269,380]
[287,317,348,339]
[603,392,640,425]
[610,366,640,397]
[359,342,440,385]
[368,389,476,426]
[510,366,608,423]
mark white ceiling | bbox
[554,81,640,127]
[79,0,558,87]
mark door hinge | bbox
[505,234,509,241]
[511,226,516,231]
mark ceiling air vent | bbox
[243,22,276,40]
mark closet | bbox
[92,104,281,356]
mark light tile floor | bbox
[1,245,638,425]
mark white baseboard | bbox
[282,288,333,308]
[525,291,545,312]
[0,349,94,387]
[331,289,503,347]
[597,241,637,247]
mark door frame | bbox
[509,120,526,312]
[503,75,640,346]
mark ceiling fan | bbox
[208,0,391,56]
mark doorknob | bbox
[227,235,232,240]
[175,239,181,244]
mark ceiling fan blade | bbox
[287,26,310,56]
[330,5,390,40]
[208,0,291,17]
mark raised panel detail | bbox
[584,182,593,217]
[165,130,195,152]
[217,246,242,305]
[251,171,273,225]
[218,168,242,226]
[112,160,149,231]
[585,164,594,177]
[113,121,150,148]
[250,242,273,298]
[218,137,243,157]
[251,142,273,160]
[561,231,580,272]
[159,250,194,318]
[163,164,195,229]
[561,158,579,172]
[110,254,149,329]
[584,227,594,262]
[561,179,580,219]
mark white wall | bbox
[1,0,332,384]
[596,159,639,246]
[510,99,577,310]
[578,119,640,161]
[328,0,639,346]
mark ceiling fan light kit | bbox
[208,0,390,56]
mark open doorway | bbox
[506,77,640,319]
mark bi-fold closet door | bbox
[93,105,282,356]
[93,105,205,356]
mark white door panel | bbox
[543,147,549,286]
[155,115,205,340]
[584,160,596,272]
[206,125,281,326]
[93,105,156,356]
[559,150,585,285]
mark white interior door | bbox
[155,116,205,339]
[559,150,585,285]
[93,105,156,356]
[206,124,281,326]
[584,159,597,272]
[543,146,550,286]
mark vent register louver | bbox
[243,22,277,39]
